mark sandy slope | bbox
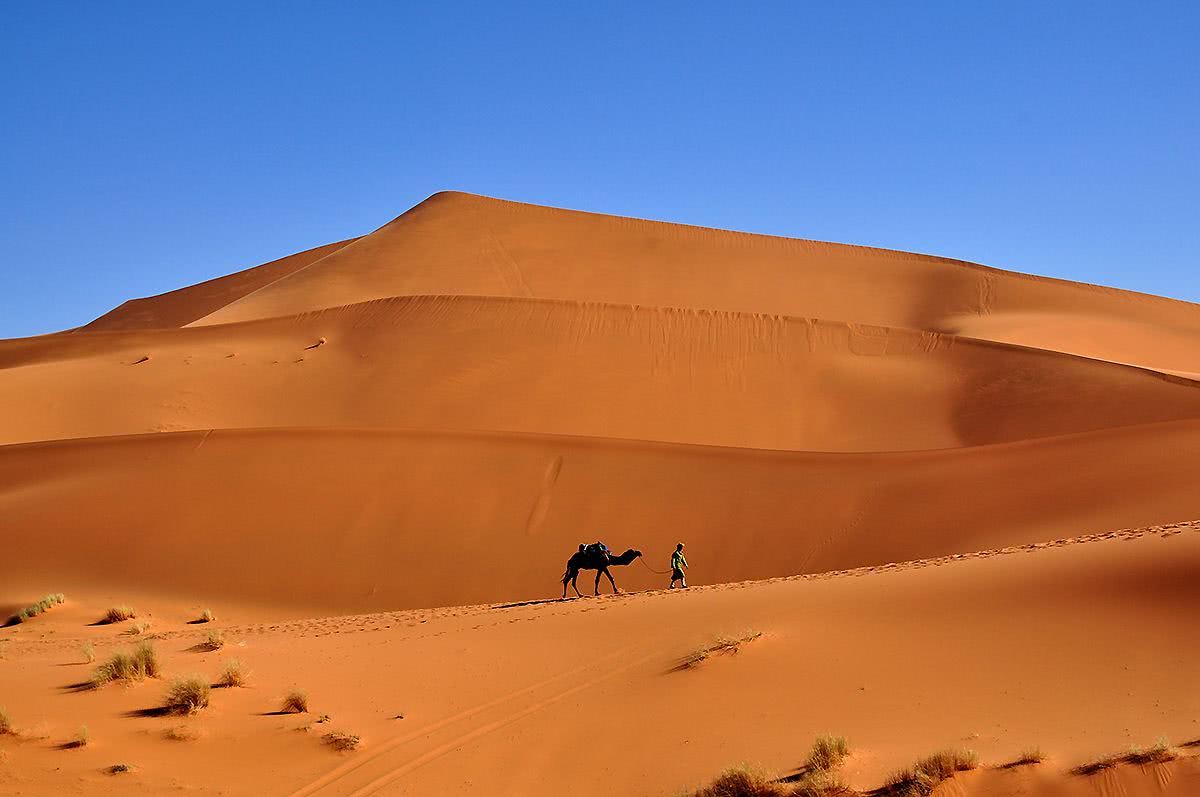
[3,422,1200,613]
[81,238,358,332]
[1,524,1197,796]
[3,296,1198,449]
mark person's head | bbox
[676,542,684,551]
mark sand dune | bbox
[3,192,1199,796]
[2,295,1198,450]
[180,192,1200,376]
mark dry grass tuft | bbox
[806,735,850,772]
[323,731,361,752]
[91,641,160,687]
[102,606,136,624]
[791,770,853,797]
[216,659,247,688]
[124,621,151,636]
[198,608,215,623]
[1071,739,1178,776]
[1070,756,1120,776]
[81,643,95,663]
[0,707,13,735]
[1001,748,1045,768]
[67,725,90,749]
[134,641,160,678]
[694,765,790,797]
[281,690,309,714]
[1123,739,1177,765]
[201,630,225,651]
[107,763,132,774]
[9,593,66,624]
[882,749,977,796]
[165,725,199,742]
[678,631,764,670]
[164,676,211,715]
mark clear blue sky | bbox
[2,1,1196,337]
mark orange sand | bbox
[2,193,1198,796]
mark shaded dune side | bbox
[1,296,1198,450]
[189,192,1200,375]
[80,237,358,331]
[2,421,1198,612]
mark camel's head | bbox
[628,549,643,559]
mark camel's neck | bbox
[609,549,639,566]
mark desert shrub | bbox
[216,659,247,688]
[806,735,850,772]
[791,770,851,797]
[102,606,136,624]
[198,608,215,623]
[164,676,211,715]
[91,652,135,687]
[1003,748,1044,767]
[882,749,977,796]
[81,643,95,663]
[1070,756,1120,776]
[0,707,12,735]
[10,593,65,624]
[1124,739,1176,765]
[91,641,159,687]
[915,749,977,780]
[133,641,160,678]
[202,630,224,651]
[281,690,309,714]
[694,765,789,797]
[70,725,90,748]
[323,731,361,751]
[679,631,763,670]
[1071,739,1177,776]
[124,621,151,636]
[108,763,132,774]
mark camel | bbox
[561,547,643,599]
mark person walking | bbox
[669,542,689,589]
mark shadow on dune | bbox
[59,681,95,693]
[123,706,172,719]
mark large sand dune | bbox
[3,192,1199,795]
[186,192,1200,376]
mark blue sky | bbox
[2,1,1196,337]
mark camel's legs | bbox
[593,570,602,595]
[602,567,618,594]
[563,569,582,599]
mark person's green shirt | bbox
[671,550,688,570]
